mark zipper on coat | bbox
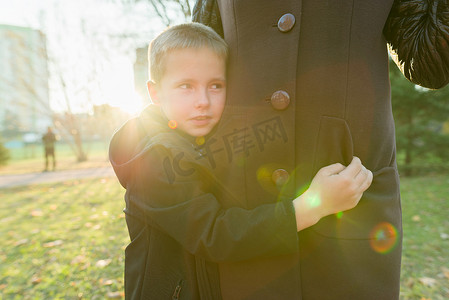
[172,280,182,300]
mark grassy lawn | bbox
[0,141,111,175]
[0,177,128,299]
[0,174,448,299]
[399,175,449,299]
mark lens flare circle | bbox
[168,120,178,129]
[195,136,205,145]
[369,222,398,254]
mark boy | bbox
[109,22,373,299]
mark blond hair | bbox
[148,22,228,84]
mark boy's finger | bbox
[353,166,365,185]
[354,166,369,186]
[322,163,346,175]
[339,156,362,178]
[362,169,373,190]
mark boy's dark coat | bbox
[110,106,300,299]
[193,0,449,299]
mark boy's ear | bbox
[147,80,160,105]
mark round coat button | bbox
[272,169,289,186]
[270,90,290,110]
[278,13,296,32]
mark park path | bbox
[0,167,116,189]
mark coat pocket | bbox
[311,116,354,177]
[310,116,402,240]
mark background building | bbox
[0,24,51,140]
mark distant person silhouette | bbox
[42,127,56,171]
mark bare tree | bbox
[0,3,111,162]
[117,0,192,26]
[1,0,193,162]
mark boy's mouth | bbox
[191,115,211,120]
[190,115,212,125]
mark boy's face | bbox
[149,47,226,137]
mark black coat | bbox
[193,0,449,299]
[109,106,300,299]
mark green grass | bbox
[0,141,111,175]
[6,141,109,161]
[0,177,128,299]
[0,175,448,299]
[399,175,449,299]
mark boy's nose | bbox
[195,89,210,108]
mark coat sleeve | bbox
[192,0,224,37]
[383,0,449,89]
[127,146,299,263]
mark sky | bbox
[0,0,182,114]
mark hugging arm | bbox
[128,146,299,263]
[130,146,372,262]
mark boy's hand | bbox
[293,157,373,231]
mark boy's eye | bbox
[179,83,192,89]
[210,83,225,89]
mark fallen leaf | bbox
[14,239,29,247]
[95,259,112,268]
[31,275,41,284]
[100,279,114,286]
[0,216,14,223]
[85,222,93,228]
[419,277,436,287]
[31,210,43,217]
[80,262,91,270]
[412,215,421,222]
[107,291,124,299]
[440,233,449,240]
[71,255,87,265]
[0,284,7,290]
[43,240,63,248]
